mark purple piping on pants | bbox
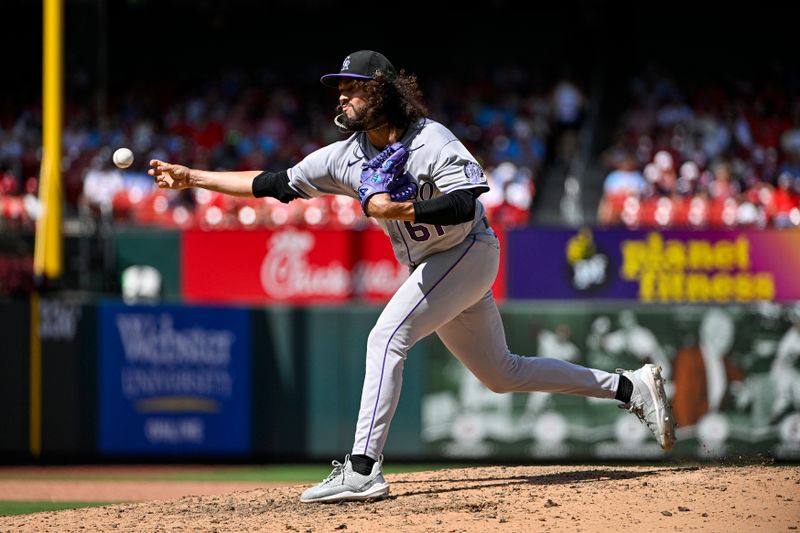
[363,235,478,454]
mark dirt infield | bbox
[1,464,798,532]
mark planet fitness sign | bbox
[508,228,800,302]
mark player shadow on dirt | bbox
[385,467,698,500]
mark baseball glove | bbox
[357,142,418,213]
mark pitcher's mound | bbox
[2,465,798,532]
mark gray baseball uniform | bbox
[289,117,619,459]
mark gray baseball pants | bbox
[352,229,619,459]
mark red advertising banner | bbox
[353,228,409,302]
[182,227,409,304]
[183,228,352,304]
[182,226,506,304]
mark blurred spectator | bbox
[597,153,645,225]
[6,61,798,231]
[597,64,800,229]
[483,162,535,228]
[779,106,800,179]
[22,176,41,221]
[772,172,800,228]
[549,76,586,164]
[81,162,126,217]
[708,161,736,200]
[1,64,578,230]
[603,153,646,196]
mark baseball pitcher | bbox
[149,50,676,503]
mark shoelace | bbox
[322,456,348,486]
[619,393,658,433]
[620,398,646,423]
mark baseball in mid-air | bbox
[113,147,134,169]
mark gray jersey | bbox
[287,118,489,266]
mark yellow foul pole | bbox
[35,0,63,281]
[31,0,64,458]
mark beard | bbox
[335,103,383,132]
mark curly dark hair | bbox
[362,70,429,130]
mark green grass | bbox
[0,501,113,516]
[0,464,484,516]
[0,463,482,483]
[163,463,481,482]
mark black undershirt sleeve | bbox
[413,186,488,225]
[251,170,300,203]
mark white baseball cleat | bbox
[618,364,676,450]
[300,455,389,503]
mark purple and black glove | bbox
[357,142,418,214]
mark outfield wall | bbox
[2,225,799,461]
[3,297,799,463]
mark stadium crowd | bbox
[0,66,569,231]
[4,63,799,232]
[597,65,800,229]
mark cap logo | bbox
[341,56,351,72]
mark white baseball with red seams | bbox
[287,117,623,460]
[113,147,134,169]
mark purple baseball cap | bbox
[320,50,397,87]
